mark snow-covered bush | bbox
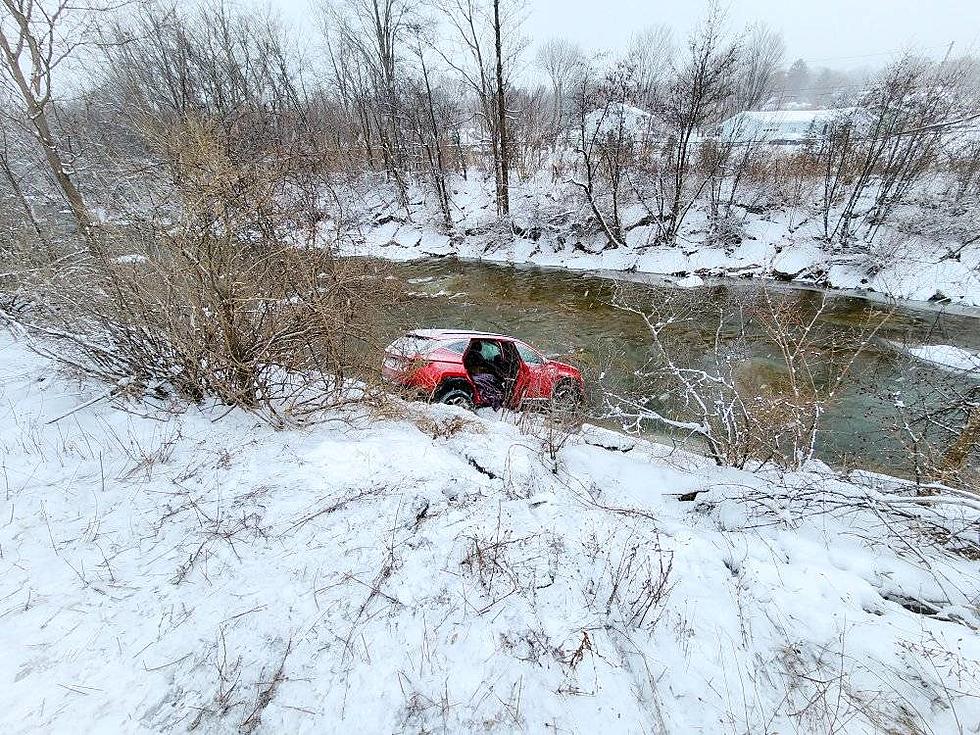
[21,120,397,424]
[583,530,674,629]
[607,285,890,469]
[515,389,587,472]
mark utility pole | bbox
[942,41,955,65]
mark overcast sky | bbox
[273,0,979,68]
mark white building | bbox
[717,109,853,145]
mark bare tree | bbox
[655,2,739,243]
[491,0,508,214]
[321,0,417,203]
[623,25,673,111]
[0,0,100,252]
[507,82,551,176]
[406,22,453,227]
[733,22,784,112]
[434,0,523,217]
[571,59,644,248]
[535,36,584,148]
[699,24,783,243]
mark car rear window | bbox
[387,335,436,357]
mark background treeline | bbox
[3,1,979,255]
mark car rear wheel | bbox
[435,386,475,410]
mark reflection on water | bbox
[385,257,980,474]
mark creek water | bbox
[385,257,980,473]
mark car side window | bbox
[516,343,543,365]
[442,340,468,354]
[480,341,502,361]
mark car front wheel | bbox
[551,380,583,410]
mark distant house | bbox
[716,109,854,145]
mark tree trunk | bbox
[420,52,452,228]
[492,0,509,216]
[0,17,97,256]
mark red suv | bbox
[382,329,584,410]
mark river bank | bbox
[337,175,980,308]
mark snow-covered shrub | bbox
[460,526,564,610]
[606,284,890,469]
[583,531,674,629]
[24,120,397,424]
[705,210,746,248]
[516,387,586,472]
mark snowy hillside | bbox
[2,331,979,734]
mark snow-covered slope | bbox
[2,332,979,734]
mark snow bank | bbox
[2,332,979,734]
[909,344,980,373]
[338,176,980,309]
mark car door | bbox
[513,341,553,402]
[464,339,505,405]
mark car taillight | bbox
[383,353,408,369]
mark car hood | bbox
[546,359,580,374]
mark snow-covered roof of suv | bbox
[408,329,513,342]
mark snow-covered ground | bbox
[338,175,980,308]
[2,331,980,734]
[909,344,980,374]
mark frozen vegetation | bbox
[3,332,980,734]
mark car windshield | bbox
[516,342,543,365]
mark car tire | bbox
[551,380,583,410]
[435,386,475,410]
